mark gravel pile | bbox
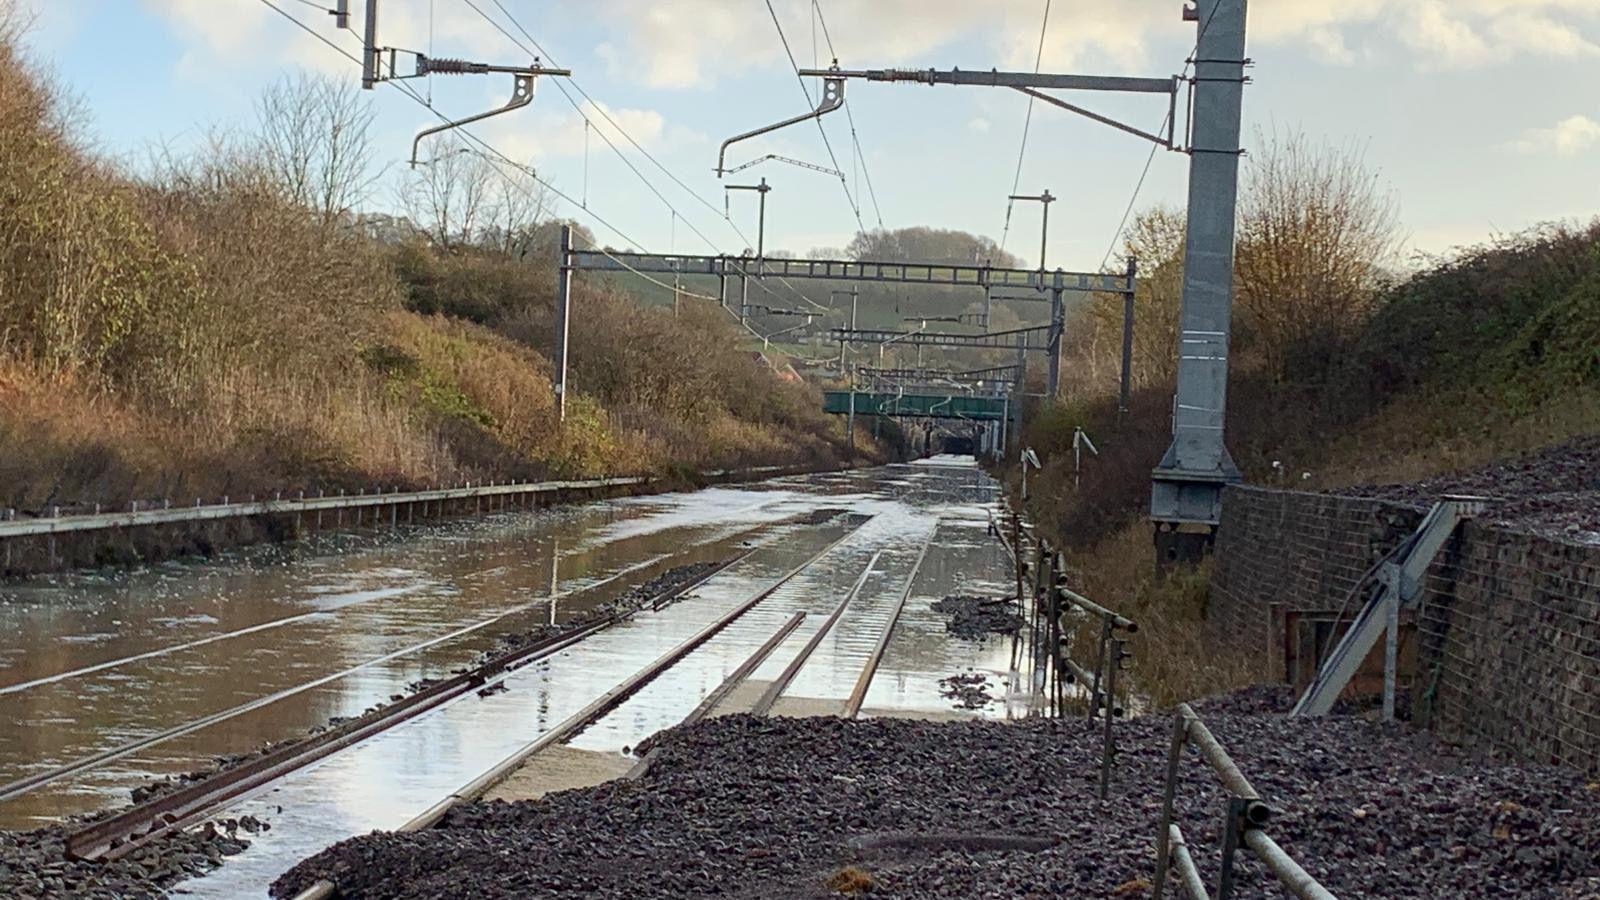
[1342,436,1600,540]
[272,700,1600,899]
[795,508,850,526]
[0,818,256,899]
[930,595,1025,642]
[937,671,997,709]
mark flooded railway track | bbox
[1,460,1015,898]
[59,552,756,863]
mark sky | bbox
[15,0,1600,272]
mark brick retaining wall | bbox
[1209,485,1600,773]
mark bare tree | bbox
[1234,128,1403,374]
[1062,205,1187,401]
[255,72,380,224]
[481,161,550,258]
[397,136,503,249]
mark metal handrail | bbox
[1152,703,1336,900]
[1032,536,1137,799]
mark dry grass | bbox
[1300,388,1600,492]
[825,866,875,895]
[0,23,874,515]
[1061,520,1260,710]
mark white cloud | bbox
[1491,14,1600,58]
[143,0,1600,94]
[1401,1,1497,68]
[1510,114,1600,156]
[575,0,1600,91]
[1303,27,1357,65]
[481,97,685,164]
[968,116,991,133]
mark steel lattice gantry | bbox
[821,391,1009,421]
[565,249,1135,295]
[552,237,1138,413]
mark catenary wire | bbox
[763,0,869,237]
[999,0,1052,259]
[254,0,808,345]
[477,0,830,311]
[810,0,884,229]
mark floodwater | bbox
[0,457,1022,896]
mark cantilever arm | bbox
[717,76,844,177]
[411,73,536,166]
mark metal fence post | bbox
[1099,635,1125,800]
[1383,576,1400,721]
[1217,796,1249,900]
[1152,712,1188,899]
[1088,616,1112,719]
[1049,585,1064,717]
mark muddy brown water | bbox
[0,459,1019,896]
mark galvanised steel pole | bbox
[1047,273,1064,399]
[554,224,573,421]
[360,0,379,88]
[1150,0,1248,559]
[1119,256,1137,416]
[756,176,767,258]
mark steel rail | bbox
[843,529,936,718]
[1167,825,1212,899]
[1242,830,1337,900]
[1152,704,1332,900]
[623,610,809,781]
[1059,656,1123,717]
[61,553,750,862]
[1175,703,1269,822]
[0,543,714,799]
[428,518,873,807]
[751,551,882,716]
[291,518,872,900]
[1059,586,1138,631]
